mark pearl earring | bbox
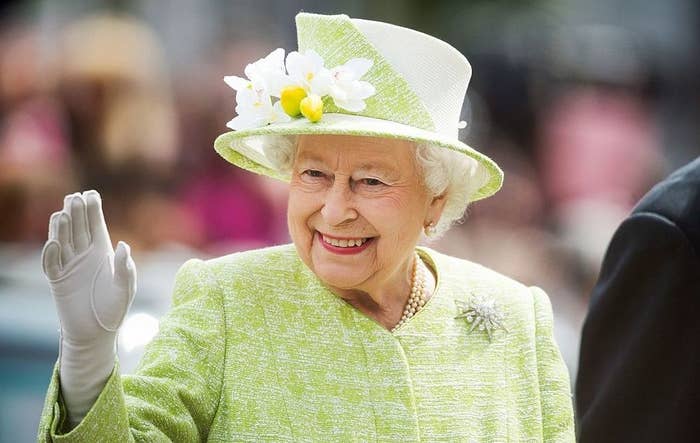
[424,222,437,237]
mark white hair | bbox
[261,135,484,237]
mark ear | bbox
[425,191,448,226]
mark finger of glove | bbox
[96,241,136,330]
[83,190,112,249]
[67,194,91,253]
[48,211,61,241]
[57,212,75,265]
[125,255,137,306]
[42,240,62,279]
[113,241,136,299]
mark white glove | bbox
[41,190,136,427]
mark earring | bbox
[424,222,437,237]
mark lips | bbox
[317,231,374,255]
[321,234,369,248]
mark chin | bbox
[292,229,378,291]
[311,260,367,289]
[309,254,371,291]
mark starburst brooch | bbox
[454,294,508,341]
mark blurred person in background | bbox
[576,157,700,442]
[0,22,76,243]
[536,25,664,285]
[36,12,574,441]
[57,13,202,253]
[176,41,293,253]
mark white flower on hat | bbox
[284,49,333,97]
[284,50,375,112]
[224,47,377,129]
[328,58,375,112]
[225,79,290,130]
[224,48,290,99]
[224,48,292,130]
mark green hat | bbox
[214,12,503,201]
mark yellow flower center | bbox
[299,94,324,123]
[280,85,307,117]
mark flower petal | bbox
[271,101,293,123]
[343,58,373,79]
[235,91,254,107]
[227,114,261,131]
[353,81,376,99]
[309,68,333,96]
[224,75,250,91]
[304,49,325,70]
[286,49,331,94]
[329,83,349,102]
[285,51,304,83]
[263,48,286,68]
[242,48,291,98]
[265,74,295,98]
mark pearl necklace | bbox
[391,251,427,332]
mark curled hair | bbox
[261,135,486,237]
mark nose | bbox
[321,180,358,226]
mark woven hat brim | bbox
[214,113,503,202]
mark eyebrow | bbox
[296,153,399,178]
[295,152,326,165]
[354,162,399,179]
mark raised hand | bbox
[41,190,137,426]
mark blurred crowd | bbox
[0,0,699,438]
[0,10,292,255]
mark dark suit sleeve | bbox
[576,212,700,442]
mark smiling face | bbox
[287,134,445,297]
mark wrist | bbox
[58,331,118,426]
[59,331,117,386]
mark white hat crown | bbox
[350,17,472,138]
[295,13,470,138]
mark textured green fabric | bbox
[37,244,574,442]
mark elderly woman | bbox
[38,12,574,442]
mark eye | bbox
[302,169,325,178]
[360,178,385,186]
[299,169,329,185]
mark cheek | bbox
[365,192,425,233]
[287,188,318,241]
[367,193,426,251]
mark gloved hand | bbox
[41,190,136,427]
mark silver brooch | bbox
[454,294,508,341]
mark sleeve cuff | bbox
[38,359,131,442]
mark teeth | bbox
[322,235,368,248]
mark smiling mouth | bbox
[321,234,370,248]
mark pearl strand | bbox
[391,251,427,332]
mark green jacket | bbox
[38,244,574,442]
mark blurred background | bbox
[0,0,698,440]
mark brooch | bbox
[454,294,508,341]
